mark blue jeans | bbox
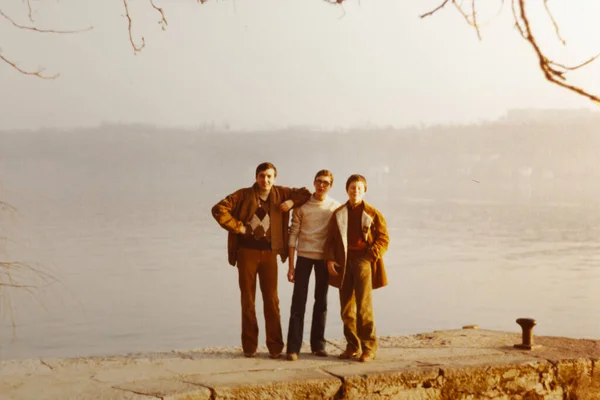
[286,256,329,354]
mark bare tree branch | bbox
[0,201,17,213]
[150,0,168,30]
[516,0,600,103]
[471,0,479,38]
[0,53,59,79]
[123,0,145,54]
[452,0,482,40]
[0,8,93,33]
[549,52,600,72]
[420,0,452,19]
[24,0,34,22]
[511,0,526,38]
[0,258,56,330]
[1,0,599,103]
[322,0,347,17]
[0,261,56,289]
[421,0,600,103]
[543,0,565,45]
[0,283,36,289]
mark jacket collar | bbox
[336,200,375,256]
[343,200,375,215]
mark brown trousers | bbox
[237,247,284,354]
[339,254,377,353]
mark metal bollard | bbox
[514,318,541,350]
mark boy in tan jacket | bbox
[325,174,389,362]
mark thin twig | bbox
[471,0,481,40]
[25,0,34,22]
[420,0,452,19]
[549,52,600,71]
[0,53,59,79]
[0,259,56,332]
[0,283,36,288]
[478,0,506,29]
[323,0,347,16]
[123,0,145,54]
[0,8,93,33]
[0,201,16,213]
[0,261,56,288]
[149,0,168,30]
[453,1,482,40]
[512,0,526,38]
[543,0,565,45]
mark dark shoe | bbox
[286,353,298,361]
[359,350,376,363]
[244,352,256,358]
[338,349,360,360]
[269,352,281,359]
[312,349,328,357]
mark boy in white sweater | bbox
[286,170,340,361]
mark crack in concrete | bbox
[318,367,343,378]
[163,369,226,400]
[185,365,332,376]
[307,368,347,400]
[175,376,216,400]
[110,385,161,399]
[89,375,104,384]
[325,340,345,352]
[173,351,194,360]
[39,360,55,371]
[415,360,442,367]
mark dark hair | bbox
[314,169,334,186]
[255,162,277,178]
[345,174,368,192]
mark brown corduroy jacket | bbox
[212,183,311,266]
[324,201,389,289]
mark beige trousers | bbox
[339,254,377,353]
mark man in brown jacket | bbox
[325,174,389,363]
[212,162,311,359]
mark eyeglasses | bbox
[315,179,332,187]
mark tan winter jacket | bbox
[324,201,389,289]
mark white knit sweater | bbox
[288,195,341,260]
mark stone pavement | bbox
[1,329,599,399]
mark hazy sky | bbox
[1,0,598,130]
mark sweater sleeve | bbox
[288,207,302,247]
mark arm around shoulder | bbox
[280,186,311,208]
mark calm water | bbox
[1,127,599,360]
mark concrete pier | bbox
[1,329,599,399]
